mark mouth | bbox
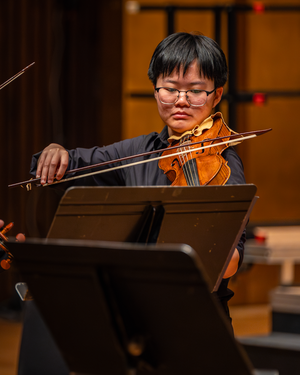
[172,111,190,119]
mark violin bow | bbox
[8,128,271,189]
[0,62,35,91]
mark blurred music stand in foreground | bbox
[11,184,259,375]
[10,239,255,375]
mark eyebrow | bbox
[162,79,207,86]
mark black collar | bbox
[154,126,169,150]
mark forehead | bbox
[158,62,214,85]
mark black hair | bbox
[148,32,228,88]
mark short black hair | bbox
[148,32,228,88]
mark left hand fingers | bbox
[16,233,26,242]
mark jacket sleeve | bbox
[30,136,150,187]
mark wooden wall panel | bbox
[176,11,214,37]
[239,97,300,222]
[243,13,300,91]
[235,7,300,223]
[124,11,165,92]
[124,99,163,139]
[123,0,230,139]
[123,0,300,224]
[123,9,165,138]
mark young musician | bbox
[20,31,247,375]
[31,31,245,302]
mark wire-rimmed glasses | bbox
[155,87,216,107]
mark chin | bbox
[170,123,195,135]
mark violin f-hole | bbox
[196,142,205,154]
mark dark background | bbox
[0,0,123,237]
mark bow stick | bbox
[8,128,271,189]
[0,62,35,91]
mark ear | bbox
[153,85,158,99]
[212,87,223,108]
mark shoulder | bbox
[111,131,161,156]
[113,126,169,155]
[223,146,243,164]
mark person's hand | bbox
[36,143,69,185]
[15,232,26,242]
[0,220,25,243]
[223,248,239,279]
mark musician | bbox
[31,32,245,314]
[19,31,247,375]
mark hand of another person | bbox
[0,220,25,243]
[36,143,69,185]
[223,248,239,279]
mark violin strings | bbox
[178,137,199,186]
[188,146,200,186]
[178,136,192,185]
[182,147,196,185]
[178,145,191,185]
[179,148,191,184]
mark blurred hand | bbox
[223,248,239,279]
[0,220,25,242]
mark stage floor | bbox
[0,304,271,375]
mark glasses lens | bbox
[187,90,207,106]
[158,88,211,106]
[158,88,178,104]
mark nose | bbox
[176,91,190,106]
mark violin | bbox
[0,221,25,270]
[158,114,233,186]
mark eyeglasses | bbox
[155,87,216,107]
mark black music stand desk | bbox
[47,185,257,292]
[10,239,254,375]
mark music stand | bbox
[10,238,254,375]
[47,185,257,291]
